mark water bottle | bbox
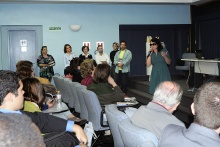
[57,90,62,110]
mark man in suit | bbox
[0,70,87,147]
[131,81,185,138]
[159,82,220,147]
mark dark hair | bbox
[193,82,220,130]
[81,46,89,52]
[16,66,33,80]
[16,60,33,69]
[93,64,110,83]
[64,66,74,76]
[150,38,163,52]
[0,70,20,104]
[80,59,94,78]
[64,44,72,53]
[22,77,45,108]
[41,46,47,55]
[120,40,127,45]
[0,113,45,147]
[97,44,103,50]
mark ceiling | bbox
[0,0,213,5]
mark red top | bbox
[81,75,93,87]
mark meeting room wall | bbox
[0,3,190,75]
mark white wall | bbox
[0,3,190,75]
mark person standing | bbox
[79,46,92,60]
[114,41,132,95]
[146,38,171,95]
[37,46,55,82]
[95,45,110,65]
[110,42,119,79]
[63,44,75,70]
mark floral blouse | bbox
[37,54,55,81]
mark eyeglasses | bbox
[45,93,57,99]
[150,43,157,46]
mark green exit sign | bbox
[49,27,61,31]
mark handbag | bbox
[84,122,97,147]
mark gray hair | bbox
[153,81,183,107]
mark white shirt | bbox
[95,53,110,64]
[64,53,75,68]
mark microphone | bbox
[147,51,152,58]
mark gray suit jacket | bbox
[130,102,185,138]
[159,123,220,147]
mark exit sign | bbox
[49,27,61,31]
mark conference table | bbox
[181,58,220,89]
[181,58,220,76]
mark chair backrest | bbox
[105,104,129,147]
[69,82,81,113]
[53,76,60,90]
[182,53,196,66]
[56,77,69,103]
[61,78,74,108]
[119,119,158,147]
[76,84,88,120]
[82,89,109,131]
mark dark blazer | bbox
[22,111,68,133]
[79,54,92,60]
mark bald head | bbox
[153,81,183,108]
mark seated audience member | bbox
[159,82,220,147]
[87,64,124,107]
[0,70,87,146]
[16,66,34,79]
[64,66,74,81]
[70,58,83,83]
[16,60,50,84]
[16,60,56,95]
[22,77,81,121]
[0,113,45,147]
[80,59,94,86]
[131,81,185,138]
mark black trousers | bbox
[115,70,128,94]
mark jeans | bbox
[115,70,128,94]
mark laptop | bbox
[195,50,203,59]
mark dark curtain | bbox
[194,14,220,59]
[119,25,190,76]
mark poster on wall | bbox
[83,42,90,49]
[96,42,104,49]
